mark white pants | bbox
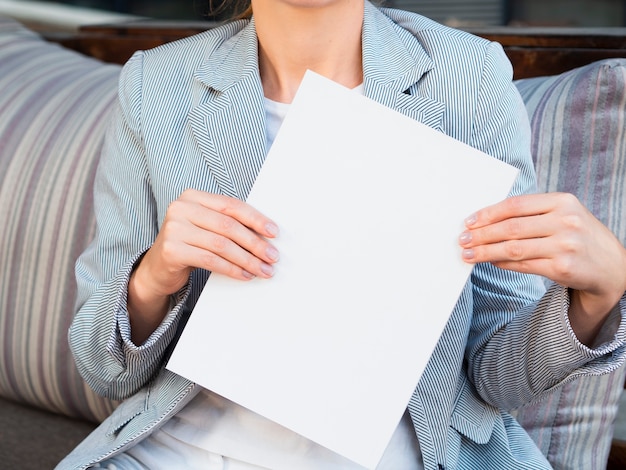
[95,389,423,470]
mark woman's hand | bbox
[459,192,626,345]
[128,189,280,344]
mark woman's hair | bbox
[207,0,253,20]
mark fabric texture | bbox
[0,16,120,422]
[512,58,626,469]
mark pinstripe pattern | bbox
[58,4,626,470]
[512,59,626,470]
[0,17,119,422]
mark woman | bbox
[58,0,626,468]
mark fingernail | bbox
[260,263,274,277]
[266,245,279,261]
[242,270,255,279]
[465,214,477,226]
[462,248,475,261]
[459,231,472,244]
[265,222,279,237]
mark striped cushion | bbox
[513,59,626,469]
[0,17,121,422]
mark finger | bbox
[187,206,279,266]
[491,257,586,291]
[459,213,557,248]
[465,193,575,229]
[490,258,554,277]
[183,226,277,278]
[171,241,266,281]
[461,237,555,265]
[181,189,279,239]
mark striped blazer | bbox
[59,3,626,469]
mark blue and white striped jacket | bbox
[59,3,626,469]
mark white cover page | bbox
[167,71,519,469]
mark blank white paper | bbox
[166,71,519,469]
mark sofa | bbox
[0,14,625,470]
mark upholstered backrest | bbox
[0,17,121,422]
[513,58,626,469]
[519,58,626,237]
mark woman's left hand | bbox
[459,192,626,345]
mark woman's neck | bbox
[253,0,364,103]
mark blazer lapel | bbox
[188,19,267,200]
[362,2,445,130]
[188,5,447,201]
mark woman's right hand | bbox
[127,189,280,343]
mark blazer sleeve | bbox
[69,51,191,401]
[463,42,626,410]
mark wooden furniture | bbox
[43,21,626,80]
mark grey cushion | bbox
[0,16,121,423]
[513,58,626,469]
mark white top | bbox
[157,388,423,469]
